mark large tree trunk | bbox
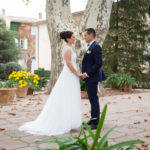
[46,0,113,94]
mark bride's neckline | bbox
[66,44,72,48]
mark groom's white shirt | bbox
[86,40,96,51]
[85,39,96,77]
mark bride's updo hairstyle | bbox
[60,31,73,42]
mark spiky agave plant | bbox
[36,104,142,150]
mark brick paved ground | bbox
[0,90,150,150]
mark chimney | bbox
[2,9,5,15]
[38,12,42,19]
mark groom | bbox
[81,28,106,129]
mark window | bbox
[24,38,28,49]
[18,38,28,50]
[31,26,37,35]
[19,39,24,49]
[31,58,36,73]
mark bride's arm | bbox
[64,50,80,78]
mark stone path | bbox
[0,91,150,150]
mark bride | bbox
[18,31,82,136]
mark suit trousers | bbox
[85,81,100,125]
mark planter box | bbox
[15,85,28,98]
[123,85,132,92]
[81,91,88,99]
[34,70,51,78]
[0,88,16,105]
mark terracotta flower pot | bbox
[81,91,88,99]
[27,88,34,95]
[123,85,132,92]
[15,85,28,98]
[0,88,16,105]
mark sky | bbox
[0,0,87,19]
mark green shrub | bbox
[105,73,136,91]
[0,82,3,88]
[0,80,14,88]
[36,104,142,150]
[37,67,45,71]
[0,63,7,80]
[135,81,150,89]
[135,73,150,89]
[0,19,20,64]
[141,73,150,82]
[0,62,22,80]
[80,79,86,91]
[0,63,6,72]
[38,77,49,88]
[5,62,22,76]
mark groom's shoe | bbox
[87,120,93,125]
[83,123,98,130]
[82,120,93,126]
[89,124,98,130]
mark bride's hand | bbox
[77,73,82,78]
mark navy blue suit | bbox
[82,41,106,125]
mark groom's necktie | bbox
[86,43,90,52]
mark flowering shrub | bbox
[8,71,39,89]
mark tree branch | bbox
[79,0,113,45]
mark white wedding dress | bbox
[18,45,82,136]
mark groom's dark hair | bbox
[85,28,96,38]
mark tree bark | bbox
[46,0,113,94]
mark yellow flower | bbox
[12,71,16,74]
[24,82,28,86]
[14,74,17,77]
[15,77,19,81]
[8,75,12,79]
[9,71,40,88]
[36,81,39,85]
[33,80,37,83]
[19,85,23,88]
[19,80,23,84]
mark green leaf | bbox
[91,104,108,150]
[80,126,88,146]
[82,122,95,140]
[106,140,142,150]
[97,126,117,149]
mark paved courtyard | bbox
[0,90,150,150]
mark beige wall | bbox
[36,23,51,70]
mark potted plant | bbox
[106,73,136,92]
[80,79,88,99]
[0,80,16,105]
[27,73,40,95]
[8,71,39,97]
[37,77,49,89]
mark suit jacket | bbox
[82,41,106,82]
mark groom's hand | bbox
[81,73,87,79]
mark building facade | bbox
[0,10,83,72]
